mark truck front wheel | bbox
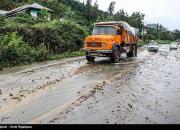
[111,47,121,63]
[86,53,95,62]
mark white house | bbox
[2,3,52,18]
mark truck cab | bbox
[83,21,139,62]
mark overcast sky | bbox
[80,0,180,31]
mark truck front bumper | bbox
[83,49,113,54]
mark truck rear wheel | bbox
[111,47,121,63]
[127,44,137,57]
[134,44,137,57]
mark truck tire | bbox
[134,44,137,57]
[86,56,95,62]
[111,46,121,63]
[86,53,95,62]
[127,44,137,57]
[127,45,134,57]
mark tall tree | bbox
[91,0,99,22]
[86,0,92,23]
[114,9,128,21]
[156,23,159,32]
[107,1,116,15]
[159,24,162,39]
[94,0,99,9]
[128,12,145,29]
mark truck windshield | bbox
[92,26,116,35]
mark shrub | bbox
[0,32,35,65]
[0,15,89,69]
[34,43,49,62]
[0,16,5,26]
[175,39,180,43]
[0,32,49,67]
[0,18,88,54]
[137,40,146,47]
[156,40,172,44]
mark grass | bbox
[0,50,85,70]
[48,50,85,60]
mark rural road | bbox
[0,44,180,124]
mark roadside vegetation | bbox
[0,0,180,69]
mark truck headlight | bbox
[101,43,106,48]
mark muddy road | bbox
[0,44,180,124]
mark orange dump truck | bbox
[83,21,139,62]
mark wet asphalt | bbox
[0,44,180,124]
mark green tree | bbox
[114,9,128,21]
[128,12,145,29]
[173,29,180,40]
[86,0,92,23]
[107,1,116,15]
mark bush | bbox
[156,40,172,44]
[0,16,5,26]
[0,32,35,65]
[0,32,49,67]
[137,40,146,47]
[0,18,88,54]
[32,19,88,53]
[175,39,180,43]
[0,15,89,69]
[34,43,49,62]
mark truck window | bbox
[92,26,116,35]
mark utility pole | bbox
[159,24,162,40]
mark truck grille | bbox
[87,42,102,47]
